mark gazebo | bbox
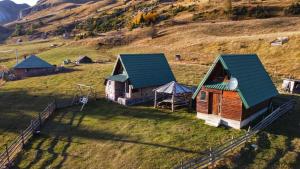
[154,81,194,112]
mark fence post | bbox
[209,147,213,165]
[180,160,183,169]
[21,130,25,147]
[38,112,42,128]
[5,144,11,166]
[31,120,35,132]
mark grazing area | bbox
[0,14,300,168]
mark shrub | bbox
[284,3,300,15]
[249,5,270,18]
[171,5,187,16]
[12,24,25,36]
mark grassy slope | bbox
[0,16,299,168]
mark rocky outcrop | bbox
[0,0,29,25]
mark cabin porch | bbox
[105,75,156,105]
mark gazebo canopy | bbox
[154,81,193,95]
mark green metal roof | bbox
[14,55,53,69]
[111,53,176,89]
[106,74,128,82]
[193,54,278,109]
[204,82,236,91]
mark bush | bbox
[249,5,270,18]
[171,5,187,16]
[284,3,300,15]
[12,24,25,36]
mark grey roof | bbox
[154,81,193,95]
[14,55,53,69]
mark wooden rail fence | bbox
[174,99,296,169]
[0,102,56,169]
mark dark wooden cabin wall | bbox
[242,99,271,120]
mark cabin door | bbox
[209,93,221,115]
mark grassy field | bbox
[0,16,300,168]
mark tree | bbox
[13,24,24,36]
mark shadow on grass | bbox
[14,109,85,168]
[84,98,183,122]
[0,90,73,138]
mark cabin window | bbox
[200,91,206,101]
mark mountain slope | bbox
[0,25,11,42]
[20,0,95,18]
[0,0,29,25]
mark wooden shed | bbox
[76,56,93,64]
[13,55,55,79]
[192,54,278,129]
[105,53,176,105]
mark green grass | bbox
[0,38,299,168]
[13,101,242,169]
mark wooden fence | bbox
[174,99,296,169]
[0,102,56,169]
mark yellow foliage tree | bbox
[131,11,158,26]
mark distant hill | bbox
[20,0,94,17]
[0,25,11,42]
[0,0,29,25]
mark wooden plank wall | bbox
[221,91,242,121]
[242,99,270,120]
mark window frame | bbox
[199,91,207,102]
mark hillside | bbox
[4,0,300,41]
[0,0,29,25]
[0,25,11,42]
[0,0,299,168]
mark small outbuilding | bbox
[14,55,55,78]
[282,79,300,94]
[105,53,176,105]
[76,56,93,64]
[192,54,278,129]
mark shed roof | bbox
[193,54,278,109]
[204,82,236,91]
[110,53,176,89]
[14,55,53,69]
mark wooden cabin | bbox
[282,79,300,94]
[13,55,55,79]
[76,56,93,64]
[105,53,176,105]
[192,54,278,129]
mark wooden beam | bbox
[154,91,157,108]
[171,92,175,112]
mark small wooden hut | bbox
[13,55,55,79]
[192,54,278,129]
[282,79,300,94]
[105,53,176,105]
[76,56,93,64]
